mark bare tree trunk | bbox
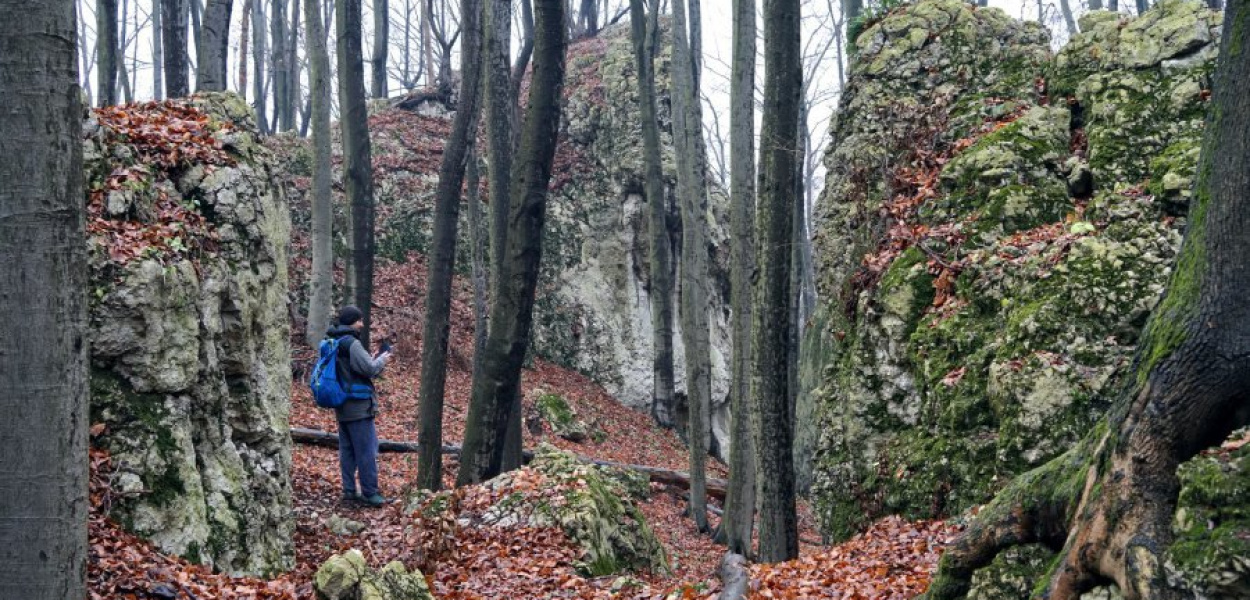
[456,0,565,486]
[670,0,712,534]
[337,0,377,345]
[252,0,270,133]
[98,0,119,105]
[509,0,534,146]
[1136,0,1150,14]
[240,0,252,96]
[1058,0,1078,37]
[190,0,203,59]
[289,0,301,127]
[153,0,165,99]
[305,0,334,346]
[628,0,675,433]
[162,0,188,96]
[720,0,757,556]
[468,144,488,368]
[421,0,434,86]
[372,0,388,96]
[272,0,292,131]
[928,2,1250,597]
[753,0,801,564]
[196,0,232,91]
[118,0,134,103]
[416,0,484,491]
[0,0,89,594]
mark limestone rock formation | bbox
[314,549,434,600]
[275,20,733,454]
[86,93,294,575]
[799,0,1219,543]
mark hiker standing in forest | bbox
[325,306,392,506]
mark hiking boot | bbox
[360,493,387,507]
[341,491,362,504]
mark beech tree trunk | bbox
[162,0,189,96]
[372,0,388,97]
[98,0,119,105]
[627,0,675,432]
[481,0,524,472]
[252,0,270,133]
[416,0,483,491]
[456,0,566,486]
[721,0,757,556]
[153,0,165,99]
[753,0,801,563]
[272,0,291,131]
[305,0,333,346]
[927,2,1250,596]
[337,0,377,345]
[0,0,89,594]
[670,0,713,534]
[196,0,232,91]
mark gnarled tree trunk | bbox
[927,3,1250,596]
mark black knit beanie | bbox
[338,306,363,326]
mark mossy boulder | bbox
[1166,433,1250,598]
[86,92,294,575]
[535,393,594,443]
[480,444,668,577]
[802,0,1218,542]
[314,549,433,600]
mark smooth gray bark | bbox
[196,0,232,91]
[0,0,88,594]
[722,0,757,556]
[337,0,377,344]
[305,0,333,346]
[372,0,388,96]
[153,0,164,99]
[252,0,270,133]
[416,0,483,491]
[753,0,801,563]
[670,0,713,533]
[98,0,119,104]
[457,0,565,486]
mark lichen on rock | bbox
[801,0,1218,544]
[472,444,669,577]
[86,92,294,576]
[314,549,434,600]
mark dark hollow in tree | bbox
[161,0,189,97]
[926,0,1250,596]
[196,0,233,91]
[416,0,484,491]
[628,0,676,432]
[0,0,89,594]
[455,0,566,487]
[752,0,802,563]
[337,0,377,345]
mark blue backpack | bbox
[310,337,373,408]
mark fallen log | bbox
[290,427,727,500]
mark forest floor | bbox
[88,255,962,599]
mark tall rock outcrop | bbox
[86,93,294,575]
[799,0,1220,541]
[277,21,734,453]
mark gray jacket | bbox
[326,325,390,422]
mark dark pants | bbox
[338,417,379,496]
